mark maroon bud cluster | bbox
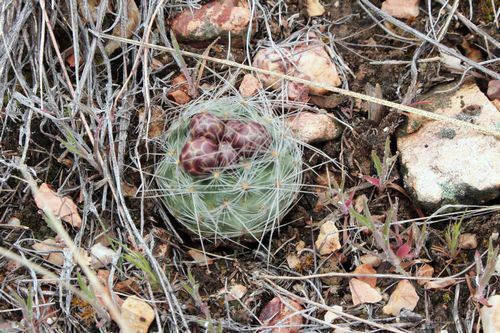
[180,112,271,176]
[189,112,225,141]
[180,137,219,176]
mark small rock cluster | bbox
[180,112,271,176]
[251,34,341,101]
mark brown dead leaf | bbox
[34,183,82,228]
[105,0,139,55]
[121,296,155,333]
[353,264,377,288]
[416,264,434,286]
[227,284,247,301]
[461,38,483,63]
[287,254,302,271]
[360,254,382,268]
[382,280,419,316]
[121,182,137,198]
[349,278,382,305]
[259,297,303,333]
[32,239,65,266]
[168,73,192,104]
[306,0,325,17]
[188,249,214,265]
[315,219,341,255]
[365,83,386,123]
[424,277,456,290]
[458,233,478,249]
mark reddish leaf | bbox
[396,243,412,259]
[363,175,381,187]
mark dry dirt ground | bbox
[0,0,499,332]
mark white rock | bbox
[315,217,341,255]
[90,243,117,269]
[287,112,342,144]
[398,82,500,210]
[480,295,500,333]
[360,254,382,268]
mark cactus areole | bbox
[155,98,303,239]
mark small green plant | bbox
[350,199,405,274]
[365,137,399,191]
[181,269,222,332]
[155,97,303,239]
[444,217,463,259]
[124,250,160,289]
[472,235,499,306]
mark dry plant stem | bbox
[258,271,462,282]
[92,32,500,138]
[16,163,131,333]
[38,0,96,150]
[0,247,103,316]
[358,0,500,80]
[434,0,500,49]
[263,279,407,333]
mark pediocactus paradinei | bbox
[155,98,303,239]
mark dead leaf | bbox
[287,254,301,271]
[121,296,155,333]
[349,278,382,305]
[187,249,214,265]
[121,182,137,198]
[259,297,303,333]
[315,219,341,255]
[34,183,82,228]
[458,233,478,249]
[104,0,139,55]
[382,280,419,316]
[306,0,325,17]
[353,264,377,288]
[416,264,434,286]
[424,277,456,290]
[461,38,483,63]
[381,0,420,19]
[365,83,385,123]
[323,305,343,324]
[168,73,192,104]
[32,239,65,266]
[295,241,306,252]
[227,284,247,301]
[360,254,382,268]
[90,243,117,269]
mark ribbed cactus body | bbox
[155,98,302,239]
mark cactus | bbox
[155,97,303,239]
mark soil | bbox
[0,0,498,332]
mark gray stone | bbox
[398,82,500,211]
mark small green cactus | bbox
[155,97,303,239]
